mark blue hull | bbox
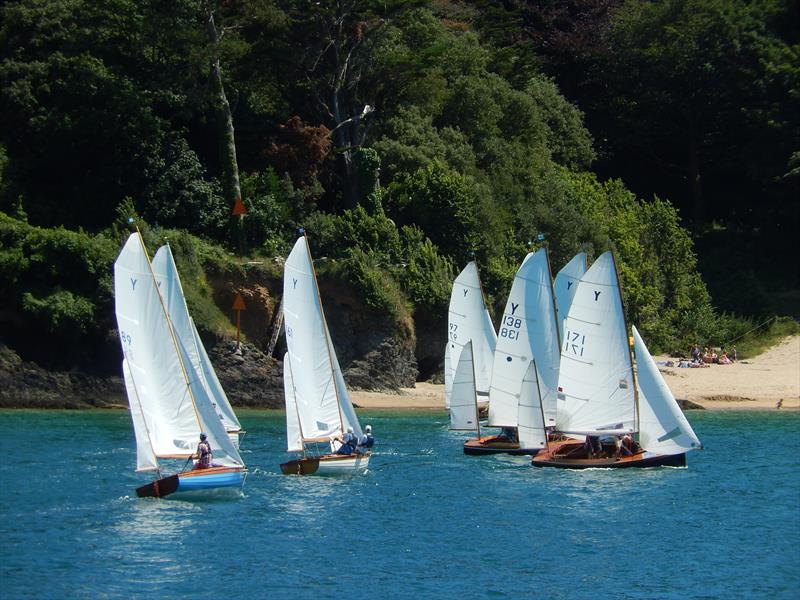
[177,470,246,492]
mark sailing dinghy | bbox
[445,261,497,413]
[151,245,244,448]
[280,235,370,475]
[532,252,701,468]
[115,233,247,497]
[463,248,560,455]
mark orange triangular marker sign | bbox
[232,197,247,216]
[232,293,246,311]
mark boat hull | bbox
[463,435,541,456]
[531,441,686,469]
[280,453,370,476]
[136,466,247,498]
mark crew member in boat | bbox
[495,427,518,443]
[357,425,374,453]
[193,432,213,469]
[333,427,357,455]
[584,435,602,458]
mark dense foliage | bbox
[0,0,796,371]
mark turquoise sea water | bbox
[1,409,798,599]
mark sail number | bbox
[119,330,132,347]
[448,323,458,341]
[499,315,521,340]
[564,330,585,356]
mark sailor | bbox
[357,425,374,453]
[334,427,357,455]
[497,427,518,443]
[194,432,213,469]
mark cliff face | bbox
[0,261,432,409]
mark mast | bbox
[544,247,562,350]
[135,229,203,433]
[610,251,639,435]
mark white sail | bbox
[443,342,452,409]
[556,251,636,435]
[174,332,244,467]
[554,252,587,342]
[115,233,200,460]
[633,326,701,455]
[488,249,560,427]
[517,361,547,450]
[122,358,158,472]
[283,352,303,452]
[446,262,496,402]
[189,317,241,431]
[283,236,362,444]
[449,341,479,431]
[151,246,241,433]
[115,233,243,470]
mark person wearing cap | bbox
[357,424,374,453]
[193,432,212,469]
[333,426,357,455]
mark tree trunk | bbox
[205,6,241,208]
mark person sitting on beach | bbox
[719,351,732,364]
[333,427,357,455]
[357,425,374,453]
[193,432,212,469]
[691,344,702,363]
[702,348,713,363]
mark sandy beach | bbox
[351,335,800,411]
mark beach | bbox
[351,335,800,411]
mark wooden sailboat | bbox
[532,252,701,468]
[445,261,497,413]
[151,245,244,448]
[464,248,560,455]
[279,235,370,476]
[114,233,247,497]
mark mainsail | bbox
[151,245,241,434]
[633,326,701,455]
[283,236,363,447]
[446,262,497,405]
[488,249,560,428]
[556,251,636,435]
[553,252,587,343]
[114,233,243,471]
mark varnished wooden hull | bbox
[531,441,686,469]
[280,453,370,476]
[136,466,247,498]
[463,435,541,456]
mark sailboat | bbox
[445,262,497,412]
[115,232,247,498]
[280,235,370,475]
[463,248,560,455]
[151,245,244,448]
[532,251,701,468]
